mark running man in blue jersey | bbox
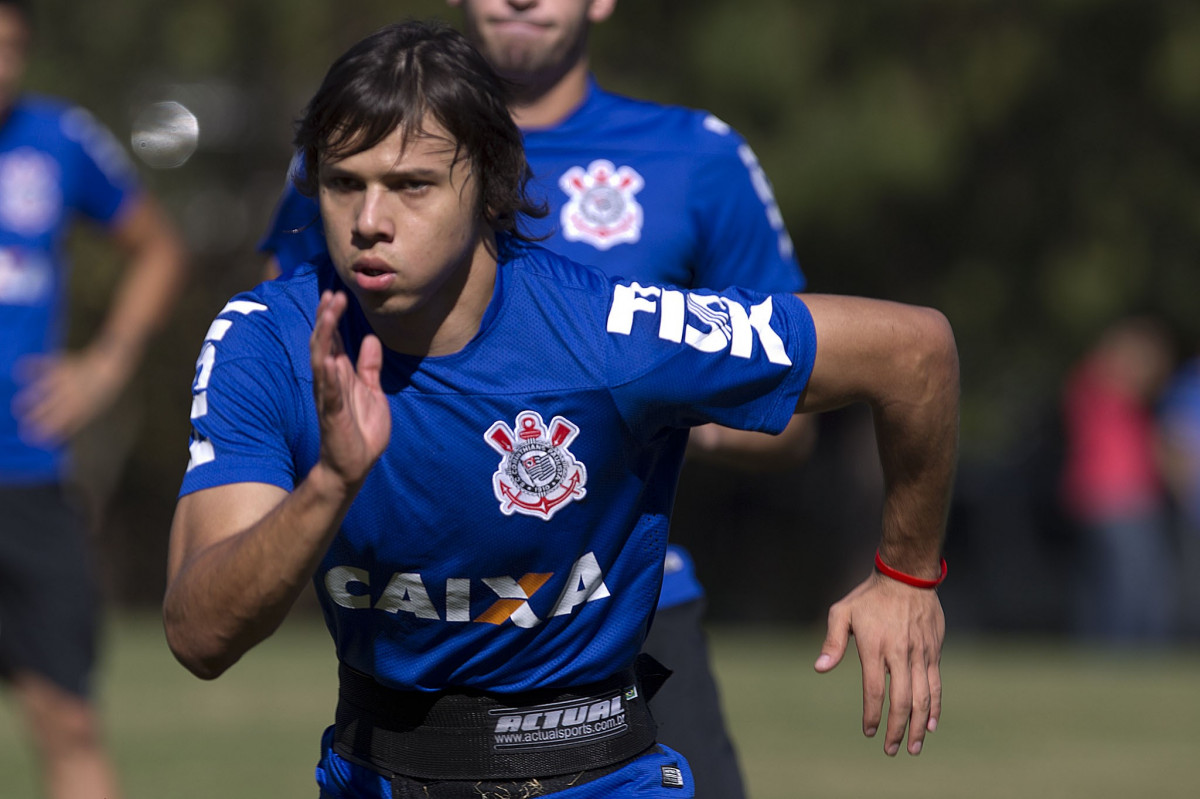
[166,21,955,799]
[0,2,189,798]
[259,3,814,793]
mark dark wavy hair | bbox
[293,19,545,239]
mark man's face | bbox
[453,0,595,84]
[0,6,29,114]
[318,118,487,323]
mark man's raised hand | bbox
[310,291,391,487]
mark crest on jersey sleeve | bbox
[485,411,588,521]
[558,159,644,251]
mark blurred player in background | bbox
[0,1,188,797]
[165,20,955,799]
[1060,316,1175,641]
[260,2,811,794]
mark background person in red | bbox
[1060,315,1175,642]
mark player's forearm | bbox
[95,224,188,366]
[870,314,959,577]
[84,196,188,383]
[164,463,358,679]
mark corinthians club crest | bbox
[559,159,644,251]
[485,411,588,521]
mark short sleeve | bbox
[604,282,815,439]
[689,118,805,294]
[59,106,141,227]
[179,302,307,496]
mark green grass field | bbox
[3,613,1199,798]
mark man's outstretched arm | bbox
[796,294,959,757]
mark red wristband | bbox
[874,550,947,589]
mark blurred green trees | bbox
[21,0,1200,613]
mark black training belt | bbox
[333,654,671,786]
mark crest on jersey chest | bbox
[558,159,644,251]
[485,410,588,521]
[0,149,62,236]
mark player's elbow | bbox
[897,307,960,410]
[165,632,238,681]
[920,308,959,391]
[162,604,240,680]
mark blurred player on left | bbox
[0,1,188,797]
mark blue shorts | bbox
[315,725,695,798]
[0,483,99,697]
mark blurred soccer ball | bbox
[130,101,199,169]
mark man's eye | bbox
[325,177,360,192]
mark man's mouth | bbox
[351,259,396,291]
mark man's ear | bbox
[588,0,617,25]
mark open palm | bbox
[310,291,391,486]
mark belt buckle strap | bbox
[334,656,667,781]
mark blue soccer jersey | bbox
[259,79,806,608]
[180,236,814,693]
[0,96,140,484]
[525,80,807,608]
[521,78,802,294]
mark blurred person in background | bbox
[259,2,813,795]
[165,20,956,799]
[0,0,188,797]
[1157,342,1200,638]
[1060,316,1175,643]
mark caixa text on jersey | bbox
[323,551,610,628]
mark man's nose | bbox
[354,188,395,241]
